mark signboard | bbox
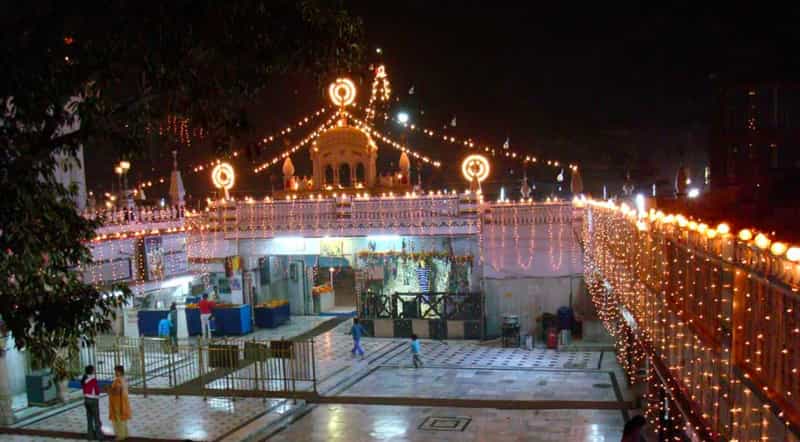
[137,236,188,281]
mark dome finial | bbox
[282,157,295,177]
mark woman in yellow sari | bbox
[109,365,131,440]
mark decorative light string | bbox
[344,111,441,167]
[372,106,578,172]
[364,65,391,123]
[577,196,800,439]
[253,113,340,173]
[133,107,330,190]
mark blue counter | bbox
[137,310,170,337]
[213,305,253,335]
[254,304,290,329]
[186,305,252,336]
[186,308,201,336]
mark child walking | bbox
[350,318,366,359]
[411,334,423,368]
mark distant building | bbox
[708,82,800,202]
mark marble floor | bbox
[384,341,601,370]
[1,436,84,442]
[342,366,618,402]
[267,404,624,442]
[247,315,334,341]
[22,394,292,440]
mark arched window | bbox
[339,163,351,187]
[324,165,334,184]
[355,162,366,183]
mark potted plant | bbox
[49,343,82,403]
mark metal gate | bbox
[88,336,317,399]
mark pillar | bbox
[176,304,188,339]
[0,340,14,425]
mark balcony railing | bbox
[86,206,187,236]
[581,201,800,441]
[86,197,578,242]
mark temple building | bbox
[281,118,411,196]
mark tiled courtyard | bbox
[267,405,624,442]
[384,341,602,369]
[7,318,632,441]
[341,366,619,401]
[23,395,291,440]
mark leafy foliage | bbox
[0,0,364,367]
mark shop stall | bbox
[312,284,335,314]
[254,300,290,328]
[185,303,252,336]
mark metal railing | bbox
[86,336,316,399]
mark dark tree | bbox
[0,0,364,374]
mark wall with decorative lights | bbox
[578,197,800,441]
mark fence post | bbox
[311,339,317,394]
[168,341,175,390]
[290,340,296,404]
[139,339,147,397]
[198,342,206,401]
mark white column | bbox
[176,304,188,339]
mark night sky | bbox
[86,3,800,200]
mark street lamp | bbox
[397,111,409,125]
[114,165,123,198]
[118,161,131,196]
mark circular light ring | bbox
[461,154,491,183]
[212,163,235,191]
[328,78,356,107]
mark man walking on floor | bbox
[350,317,367,359]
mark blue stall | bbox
[186,305,252,336]
[185,308,202,336]
[213,305,253,335]
[254,303,290,329]
[137,310,170,337]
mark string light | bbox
[344,111,441,167]
[754,233,771,250]
[365,65,391,122]
[579,197,800,440]
[253,114,339,173]
[378,105,577,171]
[786,246,800,262]
[135,107,329,189]
[769,241,787,256]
